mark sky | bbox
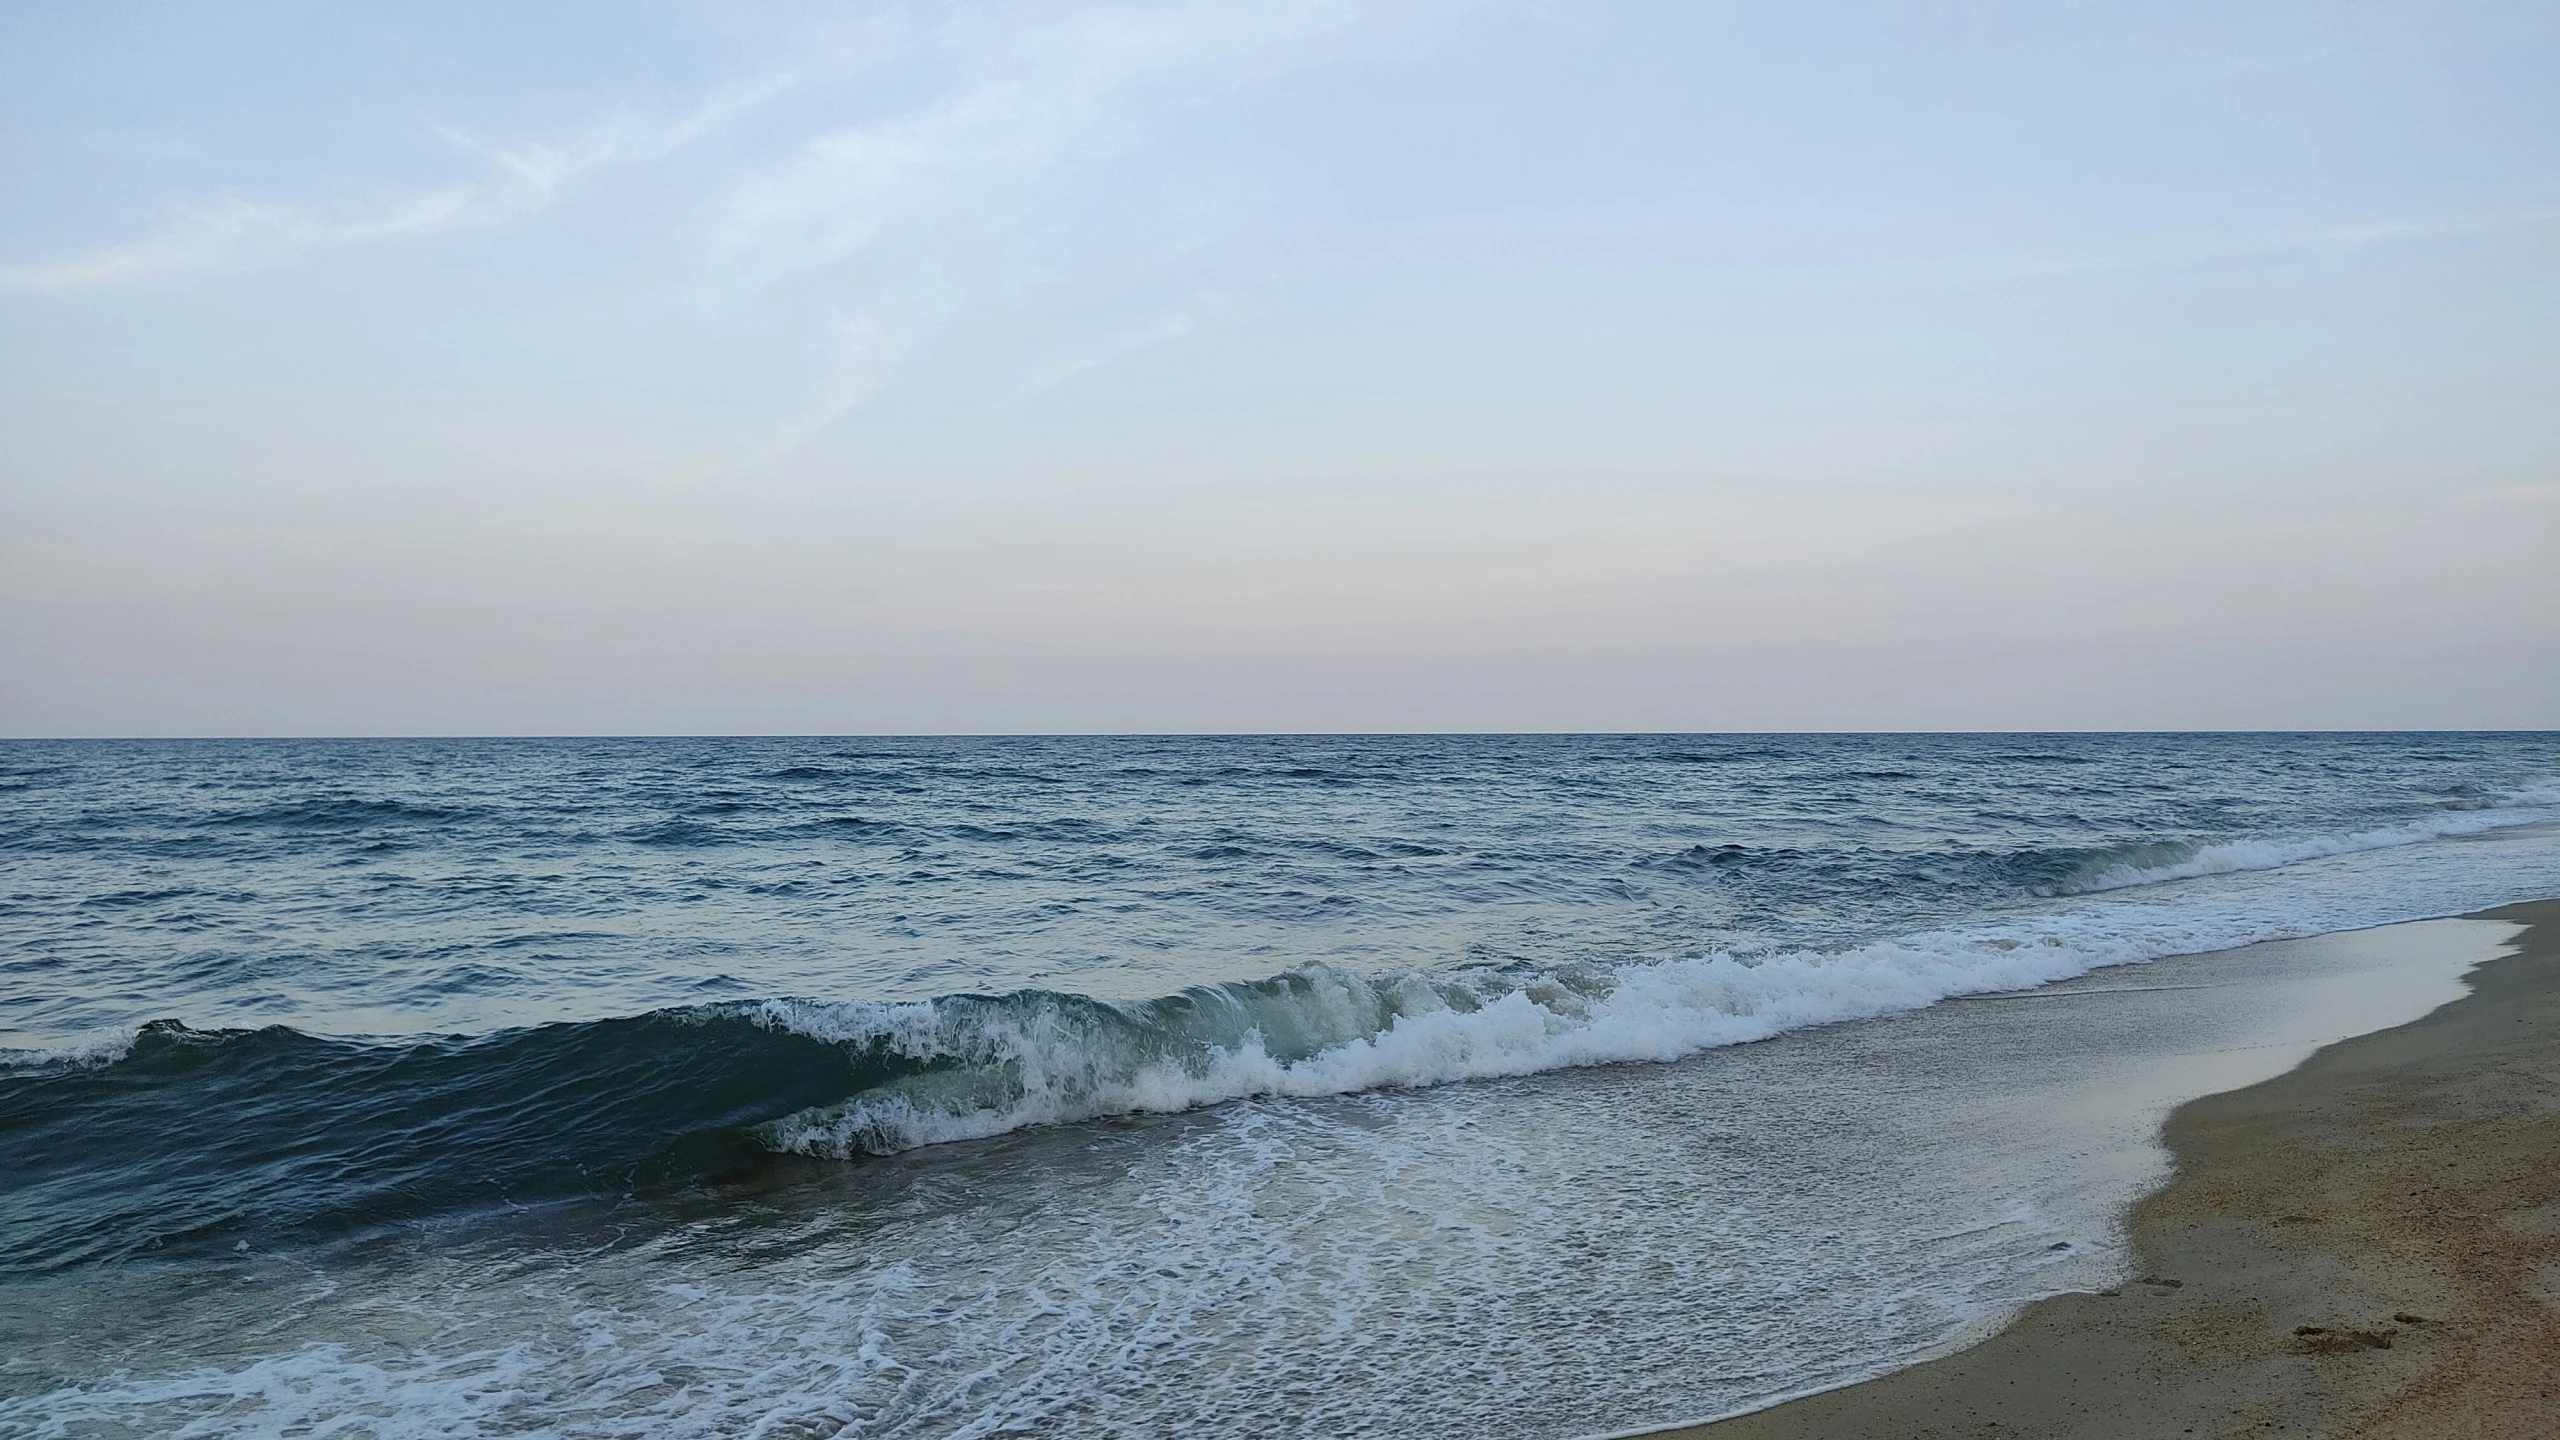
[1,0,2554,736]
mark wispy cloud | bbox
[0,190,478,290]
[712,126,942,287]
[0,62,822,291]
[692,0,1477,450]
[707,1,1475,291]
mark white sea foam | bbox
[0,1341,556,1440]
[0,1029,139,1074]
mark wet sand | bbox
[1648,899,2560,1440]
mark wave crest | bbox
[754,927,2142,1157]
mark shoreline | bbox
[1636,899,2560,1439]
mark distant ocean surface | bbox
[5,733,2557,1437]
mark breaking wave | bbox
[4,894,2511,1274]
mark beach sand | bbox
[1647,899,2560,1440]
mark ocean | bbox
[3,733,2556,1437]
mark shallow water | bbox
[3,734,2556,1435]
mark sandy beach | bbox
[1651,899,2560,1439]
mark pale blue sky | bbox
[2,1,2554,734]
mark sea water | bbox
[1,733,2554,1436]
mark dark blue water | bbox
[3,734,2555,1436]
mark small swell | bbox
[214,798,466,829]
[2044,789,2559,896]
